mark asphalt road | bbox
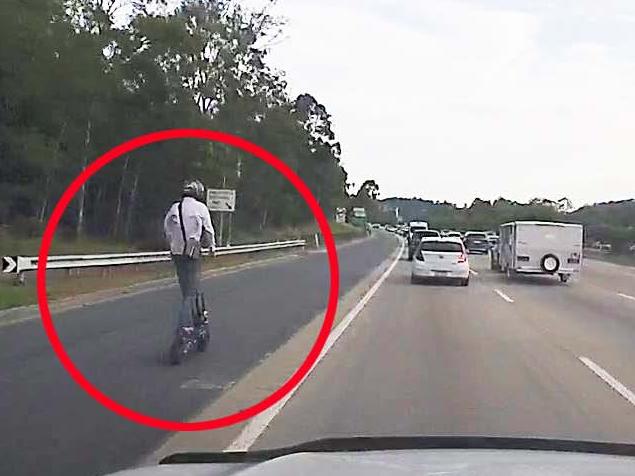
[0,234,395,476]
[254,252,635,450]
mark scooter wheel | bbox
[169,335,186,365]
[196,331,210,352]
[196,322,210,352]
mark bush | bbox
[10,217,44,238]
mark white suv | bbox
[411,237,470,286]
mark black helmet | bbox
[182,179,205,202]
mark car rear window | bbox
[414,231,439,239]
[419,241,463,252]
[466,233,487,240]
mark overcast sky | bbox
[242,0,635,207]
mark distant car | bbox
[487,235,499,247]
[463,232,490,254]
[408,229,442,260]
[411,237,470,286]
[445,231,462,239]
[591,241,612,252]
[408,221,429,232]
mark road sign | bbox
[352,207,366,218]
[2,256,17,273]
[335,207,346,224]
[207,189,236,212]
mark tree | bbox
[355,180,380,200]
[0,0,350,245]
[557,197,573,213]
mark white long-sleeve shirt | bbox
[164,196,215,257]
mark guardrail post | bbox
[16,272,25,286]
[314,233,320,248]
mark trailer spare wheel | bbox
[540,254,560,273]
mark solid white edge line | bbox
[225,239,405,452]
[494,288,514,303]
[579,356,635,407]
[618,293,635,302]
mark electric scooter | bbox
[169,292,210,365]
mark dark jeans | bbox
[172,255,201,329]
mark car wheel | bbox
[460,278,469,286]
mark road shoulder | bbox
[143,236,401,463]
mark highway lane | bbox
[578,257,635,297]
[0,233,396,476]
[489,257,635,405]
[253,253,635,450]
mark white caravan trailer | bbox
[492,221,583,283]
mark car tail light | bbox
[457,253,467,263]
[517,256,530,262]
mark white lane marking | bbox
[469,269,478,276]
[494,289,514,303]
[579,356,635,407]
[225,239,406,452]
[618,293,635,302]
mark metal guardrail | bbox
[1,240,306,283]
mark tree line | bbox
[0,0,348,247]
[379,197,635,253]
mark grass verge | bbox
[0,222,369,311]
[0,251,293,312]
[584,249,635,267]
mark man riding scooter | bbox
[163,180,215,363]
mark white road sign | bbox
[207,189,236,212]
[2,256,17,273]
[335,207,347,224]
